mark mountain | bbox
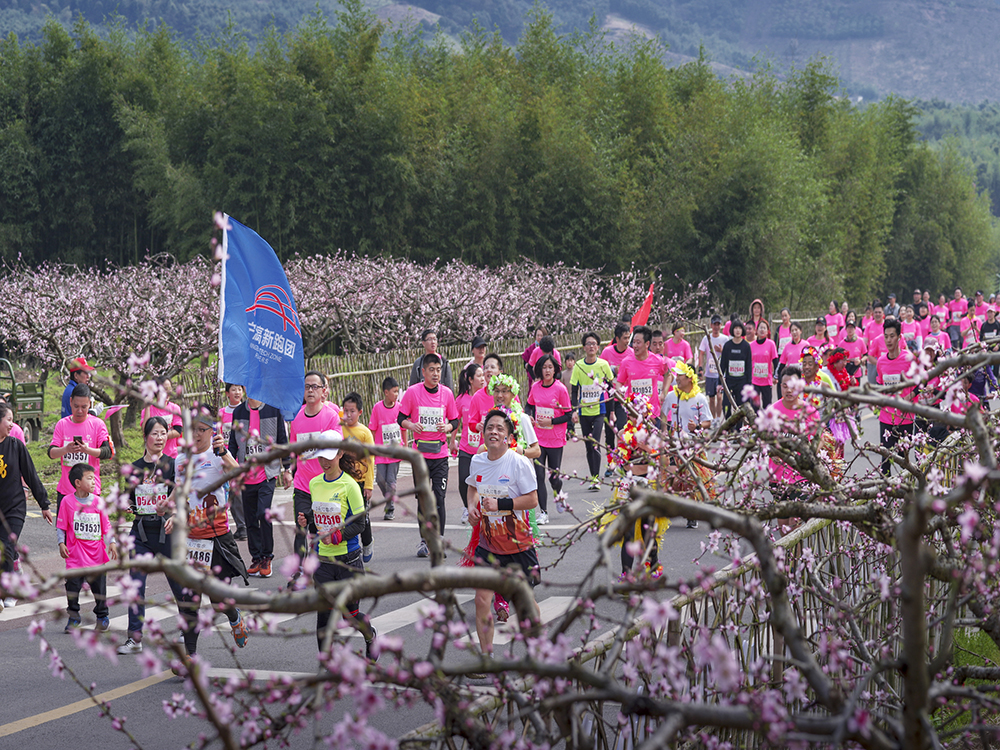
[1,0,998,101]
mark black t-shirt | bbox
[980,320,1000,345]
[129,454,175,518]
[0,436,49,516]
[720,339,753,384]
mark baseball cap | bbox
[304,429,344,460]
[887,293,896,299]
[711,315,722,324]
[471,336,487,350]
[67,356,95,373]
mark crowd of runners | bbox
[0,285,995,661]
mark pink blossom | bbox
[958,506,980,543]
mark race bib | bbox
[312,500,342,535]
[778,336,791,353]
[62,438,89,467]
[826,325,837,337]
[418,407,444,430]
[478,484,510,517]
[903,331,915,340]
[581,384,601,404]
[631,378,654,398]
[467,430,481,448]
[134,483,168,515]
[186,538,214,568]
[728,361,745,378]
[952,311,961,322]
[536,406,554,420]
[246,441,266,457]
[73,512,102,541]
[752,362,768,379]
[883,373,901,385]
[381,423,401,445]
[986,331,998,340]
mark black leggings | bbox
[621,515,659,573]
[315,555,372,651]
[424,456,449,533]
[0,511,25,574]
[534,446,564,512]
[580,413,605,477]
[880,422,914,476]
[754,384,773,410]
[458,451,474,508]
[604,402,627,459]
[293,488,312,561]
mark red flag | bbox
[630,283,654,330]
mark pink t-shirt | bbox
[775,324,793,354]
[466,386,496,434]
[749,338,778,385]
[369,399,403,464]
[959,317,979,348]
[57,493,110,570]
[454,393,481,455]
[932,305,948,320]
[779,340,808,366]
[289,402,342,492]
[806,334,830,350]
[141,402,182,458]
[972,303,989,322]
[723,321,732,336]
[900,321,921,346]
[665,338,693,362]
[528,347,562,370]
[926,331,951,350]
[51,415,110,497]
[399,384,459,460]
[9,423,25,443]
[824,313,844,339]
[600,344,632,372]
[767,400,818,485]
[528,380,571,448]
[863,320,885,349]
[947,298,968,325]
[868,335,887,361]
[917,317,932,339]
[877,350,916,425]
[617,353,672,418]
[841,337,867,361]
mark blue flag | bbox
[218,216,304,420]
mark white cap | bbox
[304,429,343,460]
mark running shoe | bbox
[416,539,429,558]
[97,616,110,632]
[604,468,614,478]
[247,559,262,577]
[383,507,394,521]
[363,542,374,564]
[365,627,379,663]
[234,529,248,542]
[257,559,272,578]
[3,597,16,608]
[117,638,143,655]
[686,520,698,529]
[64,618,82,633]
[494,597,509,623]
[461,508,469,525]
[231,611,249,648]
[537,510,549,525]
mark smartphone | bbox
[73,435,84,445]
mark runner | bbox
[774,309,792,357]
[839,321,867,380]
[748,299,766,336]
[876,319,916,476]
[398,353,459,558]
[616,325,673,427]
[778,322,807,378]
[972,290,989,323]
[464,409,541,655]
[912,288,923,308]
[661,361,713,528]
[863,301,886,384]
[601,322,633,477]
[900,305,922,350]
[570,332,615,488]
[807,316,831,351]
[0,402,52,613]
[521,327,545,386]
[467,335,487,370]
[408,329,454,391]
[959,311,980,350]
[720,321,752,418]
[139,377,183,458]
[118,417,185,654]
[665,324,693,364]
[456,364,486,524]
[915,303,931,340]
[933,293,949,321]
[527,354,572,525]
[61,357,95,419]
[58,464,116,632]
[650,330,665,356]
[341,393,376,564]
[170,406,249,664]
[980,307,1000,349]
[824,301,844,341]
[228,397,290,579]
[946,287,968,350]
[839,310,859,344]
[528,335,562,371]
[749,320,778,409]
[766,365,820,508]
[48,384,113,515]
[698,315,730,423]
[219,382,247,541]
[926,314,952,352]
[300,429,378,661]
[286,371,342,572]
[884,293,900,319]
[368,376,405,522]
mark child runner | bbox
[299,429,378,661]
[368,377,405,522]
[341,393,376,564]
[58,464,116,632]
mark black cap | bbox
[887,292,896,299]
[471,336,487,349]
[711,315,722,324]
[846,319,856,327]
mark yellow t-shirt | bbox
[342,423,375,490]
[308,470,365,557]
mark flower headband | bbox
[487,373,520,397]
[799,345,820,362]
[673,361,697,380]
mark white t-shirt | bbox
[661,391,711,434]
[699,334,730,378]
[467,448,537,555]
[517,413,538,446]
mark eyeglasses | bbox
[195,425,213,434]
[304,383,325,391]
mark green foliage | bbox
[0,10,995,311]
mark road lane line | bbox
[0,670,173,737]
[0,586,122,623]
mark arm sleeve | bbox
[57,528,67,544]
[397,409,410,428]
[571,383,580,408]
[448,418,461,432]
[552,413,572,425]
[98,440,113,460]
[275,412,291,469]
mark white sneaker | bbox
[537,510,549,525]
[117,638,143,655]
[3,597,16,609]
[461,508,469,525]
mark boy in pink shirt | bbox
[876,319,915,476]
[369,376,405,521]
[58,464,116,632]
[665,323,693,363]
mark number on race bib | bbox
[883,373,901,385]
[134,484,167,515]
[381,423,401,445]
[536,406,554,420]
[827,325,838,337]
[581,384,602,404]
[778,337,792,353]
[186,538,214,568]
[752,362,769,379]
[73,512,102,541]
[952,311,962,322]
[467,431,481,448]
[418,407,444,430]
[631,378,654,398]
[728,361,745,378]
[312,501,342,535]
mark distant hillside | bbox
[2,0,999,101]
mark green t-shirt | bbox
[308,470,365,558]
[569,357,615,417]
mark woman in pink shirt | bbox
[455,364,486,524]
[899,305,921,349]
[806,317,831,351]
[778,322,807,377]
[527,355,571,525]
[665,323,693,363]
[139,377,182,457]
[749,320,778,408]
[766,364,819,502]
[774,308,793,356]
[824,301,844,341]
